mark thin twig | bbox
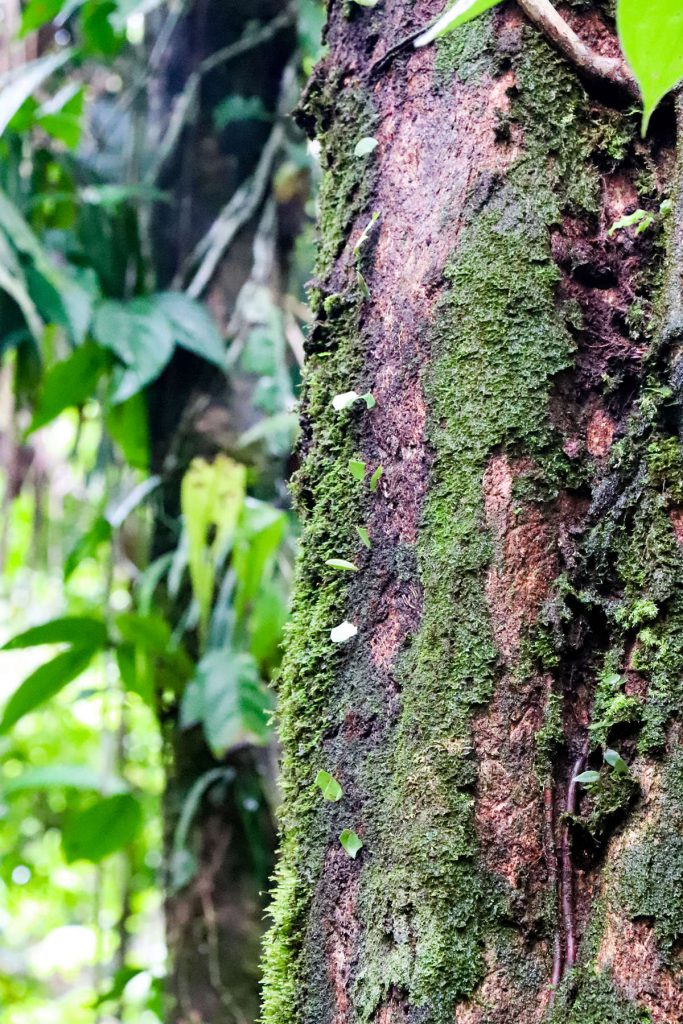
[542,783,563,1002]
[179,123,285,297]
[560,742,588,971]
[515,0,637,96]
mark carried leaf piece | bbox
[353,211,380,257]
[332,390,376,412]
[357,270,371,300]
[325,558,359,572]
[339,828,364,858]
[370,465,384,492]
[604,748,629,775]
[608,208,654,237]
[617,0,683,132]
[414,0,502,48]
[356,526,371,548]
[352,0,379,6]
[574,770,601,785]
[354,136,378,157]
[333,390,361,411]
[330,621,358,643]
[315,770,343,801]
[349,458,366,480]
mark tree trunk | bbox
[262,3,683,1022]
[143,4,298,1022]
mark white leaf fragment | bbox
[330,621,358,643]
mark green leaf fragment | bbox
[354,211,379,258]
[607,209,654,236]
[356,270,371,300]
[330,621,358,643]
[349,458,366,480]
[356,526,371,548]
[354,136,378,157]
[604,748,629,775]
[414,0,503,48]
[315,770,343,801]
[325,558,359,572]
[339,828,363,858]
[361,392,376,409]
[369,465,383,492]
[574,770,601,785]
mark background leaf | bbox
[617,0,683,131]
[0,646,98,733]
[61,793,143,863]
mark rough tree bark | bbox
[262,2,683,1023]
[143,3,299,1021]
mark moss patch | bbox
[619,747,683,952]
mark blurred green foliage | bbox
[0,0,322,1020]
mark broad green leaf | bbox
[64,517,112,580]
[61,793,143,863]
[93,298,175,402]
[0,238,43,342]
[37,84,85,149]
[360,392,376,409]
[370,465,383,492]
[574,770,601,785]
[0,646,97,733]
[325,558,359,572]
[106,392,150,471]
[339,828,363,858]
[115,613,172,654]
[182,649,272,756]
[330,621,358,643]
[2,764,126,795]
[232,498,286,618]
[356,525,371,548]
[0,49,73,137]
[414,0,503,48]
[19,0,64,35]
[354,137,377,157]
[2,616,107,651]
[154,291,225,366]
[92,966,146,1009]
[29,342,111,432]
[617,0,683,132]
[349,458,366,480]
[604,748,629,775]
[315,770,343,801]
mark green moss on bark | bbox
[619,748,683,952]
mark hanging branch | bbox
[371,0,638,99]
[516,0,637,97]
